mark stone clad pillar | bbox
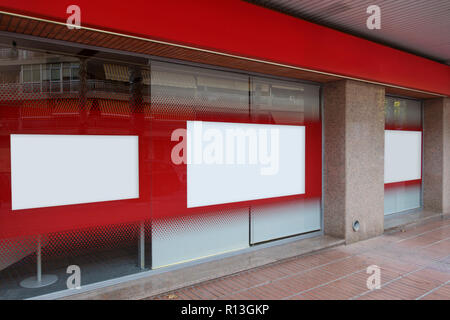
[323,80,385,243]
[423,98,450,214]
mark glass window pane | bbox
[250,77,321,243]
[71,67,80,80]
[42,80,50,92]
[51,68,60,81]
[150,61,250,267]
[42,66,50,80]
[0,42,153,299]
[151,61,249,122]
[23,69,31,82]
[63,67,70,79]
[32,68,40,82]
[251,77,320,124]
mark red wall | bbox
[0,0,449,96]
[0,98,322,239]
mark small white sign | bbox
[384,130,422,183]
[11,134,139,210]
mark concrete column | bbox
[423,98,450,214]
[323,80,385,243]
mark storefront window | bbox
[0,42,151,299]
[250,78,321,243]
[0,41,322,299]
[384,96,422,215]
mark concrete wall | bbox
[423,98,450,214]
[324,80,385,243]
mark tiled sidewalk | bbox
[147,218,450,300]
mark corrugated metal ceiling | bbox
[249,0,450,64]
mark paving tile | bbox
[188,286,214,299]
[273,269,337,294]
[265,280,298,297]
[396,234,446,249]
[321,255,375,278]
[419,284,450,300]
[285,294,310,300]
[425,240,450,260]
[302,284,354,300]
[198,282,228,298]
[245,284,290,300]
[146,219,450,300]
[357,277,433,300]
[404,268,450,284]
[227,272,266,288]
[396,276,440,292]
[210,278,238,295]
[274,261,308,274]
[182,288,204,300]
[389,223,448,241]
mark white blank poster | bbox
[11,134,139,210]
[187,121,305,208]
[384,130,422,183]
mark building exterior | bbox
[0,0,448,299]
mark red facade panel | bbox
[0,0,448,96]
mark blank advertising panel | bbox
[11,134,139,210]
[187,121,305,208]
[384,130,422,184]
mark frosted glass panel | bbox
[11,134,139,210]
[384,184,421,215]
[251,199,321,243]
[152,209,249,268]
